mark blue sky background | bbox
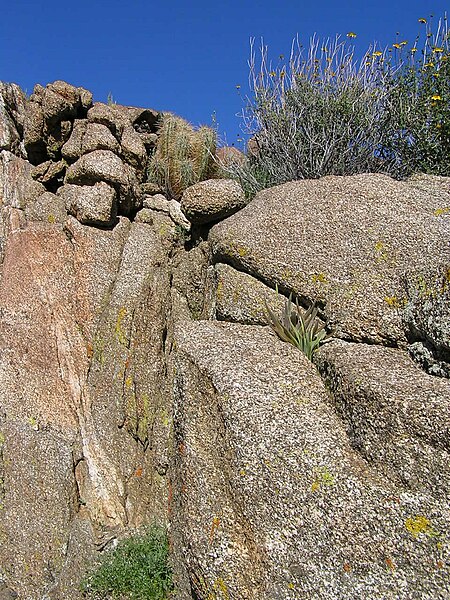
[1,1,449,147]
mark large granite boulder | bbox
[62,119,120,160]
[209,174,450,350]
[171,320,449,599]
[87,102,131,136]
[315,340,450,500]
[120,125,147,172]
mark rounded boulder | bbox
[181,178,246,225]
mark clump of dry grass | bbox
[147,113,217,200]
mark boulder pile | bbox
[0,81,449,600]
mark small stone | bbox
[31,159,66,185]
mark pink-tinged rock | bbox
[0,211,172,598]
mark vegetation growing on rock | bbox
[227,15,450,196]
[81,526,173,599]
[147,113,217,200]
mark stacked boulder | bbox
[10,80,161,227]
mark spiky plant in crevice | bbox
[147,113,217,200]
[264,290,330,360]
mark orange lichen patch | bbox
[134,467,143,477]
[209,516,221,545]
[385,557,396,571]
[178,442,186,455]
[167,481,173,515]
[343,562,352,573]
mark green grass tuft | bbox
[81,525,173,600]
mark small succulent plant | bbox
[265,290,330,360]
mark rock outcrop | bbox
[0,80,449,600]
[170,321,448,600]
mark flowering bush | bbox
[229,15,450,196]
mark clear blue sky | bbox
[1,1,449,147]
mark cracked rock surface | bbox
[0,80,449,600]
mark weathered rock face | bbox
[0,81,449,600]
[58,182,117,226]
[209,174,450,349]
[0,210,176,599]
[0,87,183,595]
[24,80,93,164]
[171,321,448,599]
[62,119,121,159]
[315,340,450,500]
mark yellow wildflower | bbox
[347,32,357,38]
[393,43,401,49]
[269,71,276,77]
[431,94,442,100]
[372,51,382,57]
[411,47,418,53]
[235,84,241,89]
[418,18,427,24]
[433,47,444,52]
[400,40,408,46]
[424,62,435,68]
